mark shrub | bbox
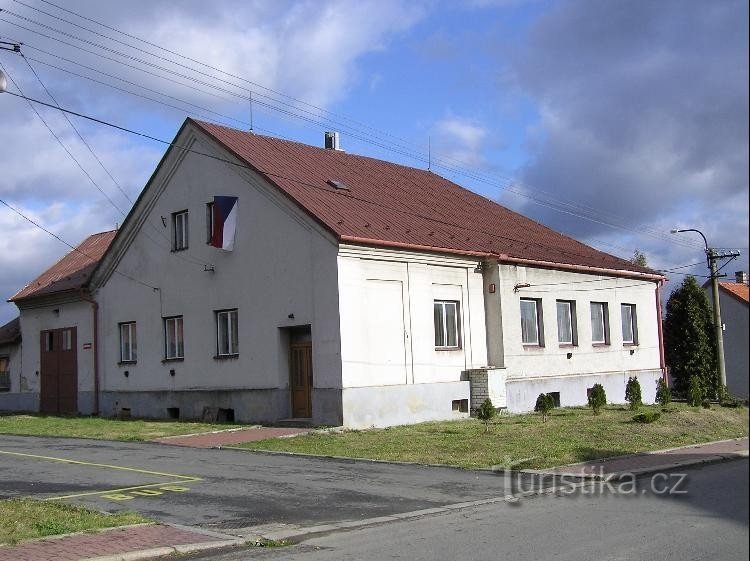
[625,377,642,410]
[655,378,671,407]
[588,384,607,415]
[476,398,496,433]
[701,398,712,409]
[687,376,705,407]
[633,410,661,423]
[534,393,555,422]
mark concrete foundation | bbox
[341,381,470,428]
[505,369,663,413]
[0,392,39,412]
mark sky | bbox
[0,0,747,325]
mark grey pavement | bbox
[192,458,750,561]
[0,435,536,533]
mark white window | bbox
[172,210,189,251]
[434,300,460,348]
[556,300,576,345]
[521,298,543,346]
[216,309,239,356]
[119,322,137,362]
[590,302,610,344]
[164,316,184,359]
[621,303,638,345]
[61,329,73,351]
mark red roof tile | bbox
[10,231,116,302]
[719,282,749,304]
[193,120,656,277]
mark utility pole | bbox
[671,228,740,390]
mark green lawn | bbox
[239,404,748,469]
[0,414,246,441]
[0,499,148,545]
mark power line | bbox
[0,12,704,252]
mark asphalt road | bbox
[197,459,750,561]
[0,434,531,532]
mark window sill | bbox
[591,343,610,348]
[622,342,638,347]
[162,357,184,363]
[213,354,239,360]
[170,248,189,253]
[117,361,137,366]
[435,347,462,351]
[558,343,577,348]
[522,343,544,349]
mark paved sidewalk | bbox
[0,523,237,561]
[538,437,749,479]
[154,426,310,448]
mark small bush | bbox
[534,393,555,422]
[701,398,712,409]
[588,384,607,415]
[633,410,661,424]
[625,377,642,410]
[476,398,496,433]
[655,378,671,407]
[687,376,705,407]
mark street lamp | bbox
[670,228,734,391]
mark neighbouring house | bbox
[705,271,749,399]
[2,119,666,427]
[0,317,21,404]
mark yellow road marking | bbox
[0,448,202,500]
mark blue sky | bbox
[0,0,748,325]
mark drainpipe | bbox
[79,290,100,415]
[655,280,667,384]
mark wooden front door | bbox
[290,342,313,418]
[40,327,78,415]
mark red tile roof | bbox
[9,231,116,302]
[0,317,20,345]
[719,282,749,304]
[193,120,656,277]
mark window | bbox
[590,302,610,344]
[164,316,184,359]
[206,202,214,244]
[172,210,189,251]
[556,300,577,345]
[119,322,137,362]
[520,298,544,346]
[61,329,73,351]
[216,309,239,356]
[44,331,54,352]
[621,303,638,345]
[434,300,461,348]
[0,357,9,392]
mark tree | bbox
[630,249,648,268]
[534,393,555,422]
[655,378,672,407]
[625,377,642,410]
[476,398,496,433]
[687,376,705,407]
[664,276,718,397]
[588,384,607,415]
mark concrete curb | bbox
[80,537,246,561]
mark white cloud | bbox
[432,116,489,169]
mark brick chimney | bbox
[735,271,748,284]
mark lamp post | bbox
[670,228,729,390]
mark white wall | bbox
[338,246,488,387]
[95,125,342,421]
[493,264,662,411]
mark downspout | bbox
[655,280,667,383]
[80,290,100,415]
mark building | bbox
[0,317,21,403]
[2,119,666,426]
[705,272,749,399]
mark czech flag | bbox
[210,196,238,251]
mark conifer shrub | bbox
[625,377,642,410]
[588,384,607,415]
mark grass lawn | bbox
[0,498,148,545]
[0,414,246,441]
[240,404,748,469]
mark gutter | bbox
[655,279,667,383]
[79,289,100,416]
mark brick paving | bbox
[0,524,218,561]
[544,437,749,478]
[154,427,310,448]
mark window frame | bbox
[215,308,239,357]
[163,316,185,360]
[172,210,189,251]
[0,355,9,392]
[119,321,137,363]
[206,202,214,244]
[556,300,578,346]
[434,300,462,350]
[520,298,544,347]
[621,303,638,345]
[590,301,610,345]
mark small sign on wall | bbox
[83,343,92,350]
